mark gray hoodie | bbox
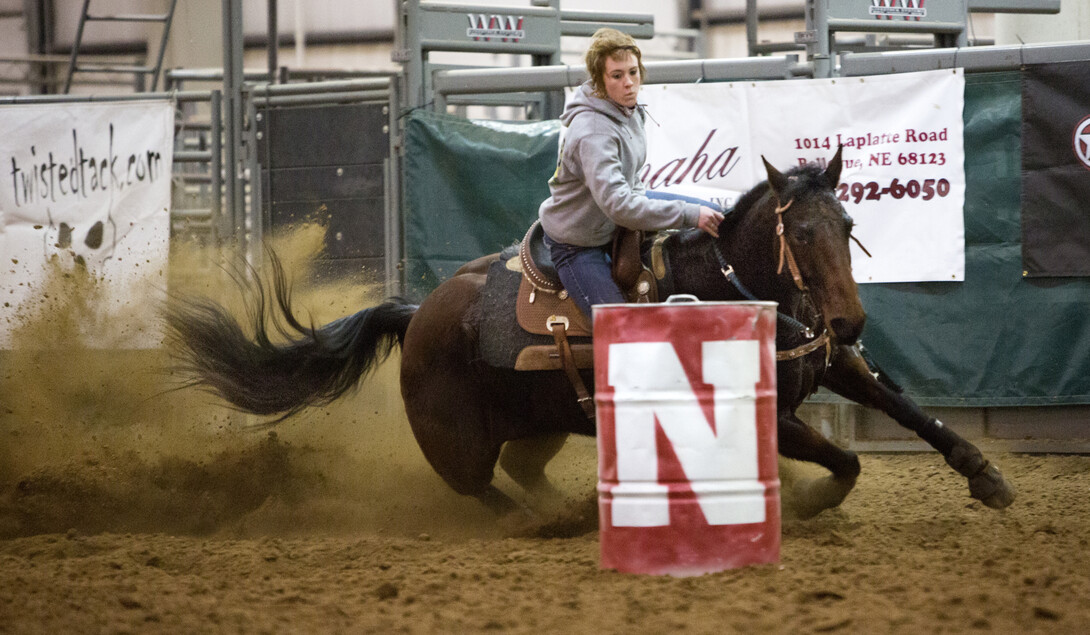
[538,82,700,247]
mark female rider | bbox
[538,27,724,321]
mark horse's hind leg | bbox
[499,433,569,503]
[399,274,522,516]
[822,344,1015,509]
[778,411,862,519]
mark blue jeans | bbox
[543,233,624,322]
[543,195,721,321]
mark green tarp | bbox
[403,111,560,295]
[855,72,1090,406]
[402,72,1090,406]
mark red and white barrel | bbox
[593,297,780,576]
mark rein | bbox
[709,219,830,365]
[656,185,864,366]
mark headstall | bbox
[773,198,808,292]
[710,197,830,365]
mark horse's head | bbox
[759,147,866,345]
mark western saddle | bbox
[508,221,657,418]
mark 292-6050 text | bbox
[837,178,951,204]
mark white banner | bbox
[637,69,966,283]
[0,99,174,348]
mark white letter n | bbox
[607,340,766,527]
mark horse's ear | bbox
[823,145,844,188]
[761,155,789,201]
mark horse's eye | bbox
[792,225,814,244]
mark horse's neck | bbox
[715,211,783,297]
[665,231,734,300]
[664,211,810,321]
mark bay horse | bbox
[167,148,1015,519]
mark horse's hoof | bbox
[969,462,1016,509]
[944,441,986,478]
[787,495,829,521]
[787,476,856,520]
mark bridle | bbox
[774,198,807,292]
[773,195,872,292]
[766,192,870,362]
[654,184,869,365]
[712,194,833,364]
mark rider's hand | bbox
[698,206,725,238]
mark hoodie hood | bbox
[560,82,636,127]
[538,82,700,247]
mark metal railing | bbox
[431,54,813,111]
[839,39,1090,76]
[240,76,402,297]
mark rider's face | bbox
[603,52,640,108]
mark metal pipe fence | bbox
[430,39,1090,112]
[239,77,402,297]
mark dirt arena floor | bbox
[2,234,1089,634]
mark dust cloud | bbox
[11,227,1090,633]
[0,225,597,542]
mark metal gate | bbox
[257,101,390,283]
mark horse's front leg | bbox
[778,410,861,519]
[822,344,1015,509]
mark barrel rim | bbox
[593,300,778,311]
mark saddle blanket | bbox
[478,254,592,370]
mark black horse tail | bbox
[166,255,417,420]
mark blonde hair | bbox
[585,27,646,98]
